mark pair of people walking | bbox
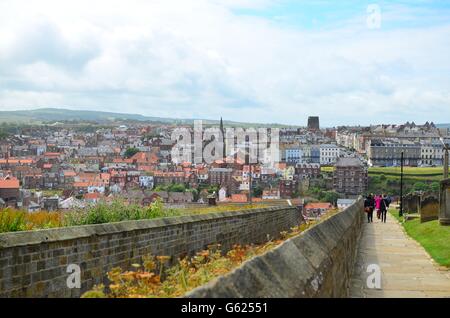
[364,193,391,223]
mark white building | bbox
[320,144,340,165]
[337,199,356,210]
[420,142,444,166]
[286,148,303,164]
[139,176,154,189]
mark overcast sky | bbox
[0,0,449,126]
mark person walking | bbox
[375,194,382,219]
[380,194,390,223]
[364,194,375,223]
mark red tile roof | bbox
[230,194,248,203]
[305,202,333,210]
[0,178,20,189]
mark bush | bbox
[64,198,181,227]
[124,147,140,158]
[0,210,26,232]
[0,209,62,233]
[430,182,440,193]
[412,182,429,192]
[319,191,340,205]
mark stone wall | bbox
[440,179,450,225]
[404,193,421,214]
[0,206,302,298]
[419,194,439,223]
[186,198,364,298]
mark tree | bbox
[430,182,440,193]
[124,147,140,158]
[252,185,263,198]
[0,128,8,140]
[412,182,429,192]
[320,191,340,206]
[168,183,186,192]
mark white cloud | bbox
[0,0,449,126]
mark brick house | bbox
[333,157,368,196]
[0,176,20,207]
[279,179,298,199]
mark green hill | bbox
[0,108,290,127]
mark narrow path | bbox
[350,213,450,298]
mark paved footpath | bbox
[350,213,450,298]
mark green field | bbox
[322,166,444,176]
[369,167,443,180]
[390,210,450,267]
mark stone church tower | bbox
[220,117,226,160]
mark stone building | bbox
[295,163,321,179]
[307,116,320,131]
[333,157,368,196]
[368,139,421,167]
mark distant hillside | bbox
[0,108,291,127]
[0,108,177,124]
[437,123,450,129]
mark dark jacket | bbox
[364,196,375,209]
[380,197,389,212]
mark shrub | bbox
[64,198,181,227]
[0,210,26,232]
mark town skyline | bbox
[1,107,449,128]
[1,1,450,126]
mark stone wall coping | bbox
[184,197,363,298]
[0,205,296,249]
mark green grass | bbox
[390,209,450,267]
[322,166,444,178]
[369,167,443,175]
[369,167,443,181]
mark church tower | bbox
[220,117,226,161]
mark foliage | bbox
[197,184,220,195]
[319,191,340,205]
[154,183,186,193]
[0,200,280,233]
[412,181,429,192]
[64,199,181,226]
[0,129,7,140]
[82,222,313,298]
[0,199,182,233]
[0,209,62,232]
[124,147,140,158]
[305,187,340,205]
[252,185,263,198]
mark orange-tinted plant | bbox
[82,220,315,298]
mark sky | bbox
[0,0,449,126]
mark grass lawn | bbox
[390,209,450,268]
[322,166,444,178]
[369,166,443,175]
[369,167,443,181]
